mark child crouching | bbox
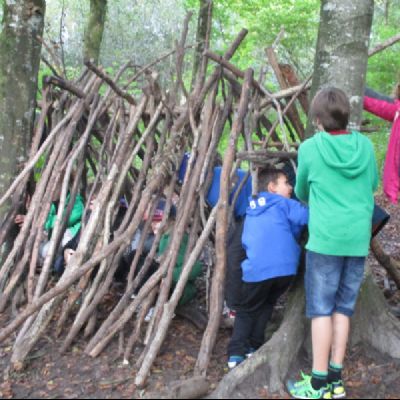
[227,167,308,368]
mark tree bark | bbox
[83,0,107,64]
[307,0,374,135]
[352,267,400,358]
[0,0,45,255]
[191,0,212,90]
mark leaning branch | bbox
[369,33,400,57]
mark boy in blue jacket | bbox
[227,167,308,368]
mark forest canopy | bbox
[1,0,397,92]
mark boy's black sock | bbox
[327,361,343,383]
[311,370,328,390]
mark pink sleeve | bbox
[363,96,398,122]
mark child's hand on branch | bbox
[14,214,26,227]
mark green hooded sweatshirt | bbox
[44,194,84,237]
[295,131,378,256]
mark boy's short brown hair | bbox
[258,167,286,191]
[310,87,350,131]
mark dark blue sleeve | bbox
[365,87,394,104]
[207,167,252,218]
[232,170,252,217]
[206,167,222,208]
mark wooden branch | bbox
[237,149,298,162]
[369,33,400,57]
[272,27,286,49]
[84,60,137,106]
[44,75,85,98]
[371,238,400,290]
[266,47,305,139]
[279,64,309,114]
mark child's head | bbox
[145,199,177,235]
[310,87,350,131]
[259,167,292,199]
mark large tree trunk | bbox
[0,0,45,258]
[83,0,107,64]
[213,0,400,396]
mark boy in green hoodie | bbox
[287,88,378,400]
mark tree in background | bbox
[0,0,46,250]
[191,0,212,89]
[83,0,107,64]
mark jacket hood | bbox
[246,192,284,216]
[314,131,371,178]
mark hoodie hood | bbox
[314,131,371,178]
[246,192,284,216]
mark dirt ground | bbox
[0,194,400,399]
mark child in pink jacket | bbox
[364,83,400,204]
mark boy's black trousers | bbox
[228,275,293,357]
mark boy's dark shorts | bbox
[305,250,366,318]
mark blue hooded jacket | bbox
[241,192,308,283]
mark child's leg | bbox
[311,316,333,372]
[304,252,344,392]
[228,311,253,358]
[329,256,365,384]
[228,280,270,358]
[331,313,349,366]
[249,276,292,350]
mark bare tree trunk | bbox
[0,0,45,257]
[306,0,374,135]
[191,0,212,90]
[83,0,107,64]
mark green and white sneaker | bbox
[287,372,332,399]
[331,380,346,399]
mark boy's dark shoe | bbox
[287,372,332,399]
[245,347,256,358]
[330,380,346,399]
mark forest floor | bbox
[0,193,400,399]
